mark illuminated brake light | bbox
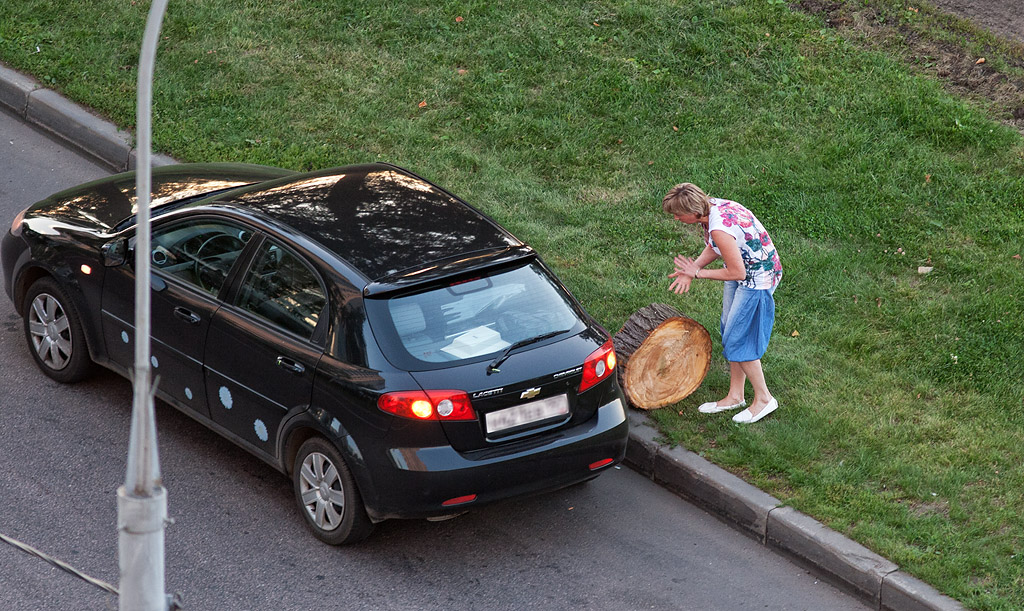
[442,494,477,506]
[589,458,614,471]
[80,264,92,275]
[378,390,475,421]
[410,399,433,419]
[579,338,616,392]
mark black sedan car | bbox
[2,162,628,544]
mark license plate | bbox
[485,394,569,434]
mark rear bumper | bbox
[362,395,629,520]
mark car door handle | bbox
[173,307,201,324]
[276,357,305,375]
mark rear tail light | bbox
[377,390,476,421]
[579,338,616,392]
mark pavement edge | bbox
[0,62,176,171]
[1,58,966,611]
[626,410,965,611]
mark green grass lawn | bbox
[2,0,1023,607]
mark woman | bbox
[664,183,782,423]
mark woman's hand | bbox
[673,254,695,270]
[668,270,692,294]
[673,256,701,278]
[668,256,698,294]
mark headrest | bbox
[390,302,427,335]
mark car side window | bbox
[149,220,251,295]
[236,239,326,340]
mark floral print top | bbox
[705,198,782,290]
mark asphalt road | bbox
[927,0,1022,45]
[0,107,868,610]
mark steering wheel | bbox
[194,233,245,293]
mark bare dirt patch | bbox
[794,0,1024,133]
[909,498,951,518]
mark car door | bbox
[101,217,255,419]
[203,235,326,457]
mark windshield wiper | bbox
[487,328,572,374]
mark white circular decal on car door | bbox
[254,419,268,442]
[219,386,233,409]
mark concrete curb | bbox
[0,58,965,611]
[626,411,964,611]
[0,63,176,171]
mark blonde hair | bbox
[662,183,710,217]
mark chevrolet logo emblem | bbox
[520,387,541,400]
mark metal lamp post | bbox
[117,0,172,609]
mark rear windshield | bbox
[366,261,585,369]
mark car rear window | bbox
[367,262,585,369]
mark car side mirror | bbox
[102,238,129,267]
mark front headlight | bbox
[10,207,28,236]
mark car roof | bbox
[225,163,522,281]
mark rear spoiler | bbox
[362,245,537,297]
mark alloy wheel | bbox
[28,293,72,371]
[298,451,346,531]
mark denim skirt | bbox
[720,281,777,362]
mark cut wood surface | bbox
[613,303,712,410]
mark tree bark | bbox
[612,303,712,410]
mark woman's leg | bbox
[714,282,745,406]
[720,281,738,337]
[722,361,746,405]
[737,359,773,415]
[720,286,777,416]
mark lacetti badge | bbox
[552,366,583,379]
[472,387,504,399]
[520,387,541,400]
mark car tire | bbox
[293,437,374,545]
[22,277,94,383]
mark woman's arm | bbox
[674,243,719,272]
[701,231,745,281]
[675,231,745,282]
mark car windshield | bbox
[112,184,252,232]
[368,262,584,369]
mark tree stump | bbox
[612,303,712,410]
